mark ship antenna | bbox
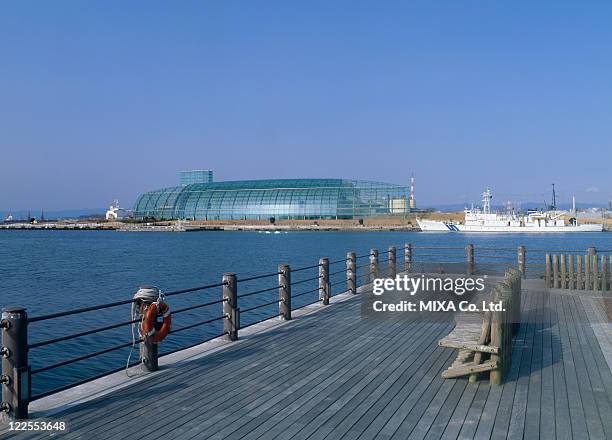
[552,183,556,210]
[482,188,492,214]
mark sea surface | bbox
[1,229,611,397]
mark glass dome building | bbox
[133,179,410,221]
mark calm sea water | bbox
[1,230,610,396]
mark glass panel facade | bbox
[180,170,213,186]
[133,179,410,220]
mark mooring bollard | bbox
[370,249,379,281]
[223,273,238,341]
[279,264,291,320]
[347,252,356,294]
[466,244,474,275]
[517,246,526,278]
[388,246,396,278]
[319,258,330,305]
[405,243,412,273]
[1,307,30,420]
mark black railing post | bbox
[223,273,238,341]
[142,340,158,372]
[405,243,412,273]
[370,249,379,281]
[347,252,357,294]
[466,244,474,275]
[1,307,30,420]
[319,258,330,305]
[388,246,396,278]
[518,246,526,278]
[138,286,159,373]
[279,264,291,320]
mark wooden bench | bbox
[439,269,522,384]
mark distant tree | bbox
[269,217,276,224]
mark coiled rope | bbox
[126,285,163,377]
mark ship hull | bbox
[417,219,603,233]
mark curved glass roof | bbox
[133,178,409,220]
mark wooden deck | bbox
[4,280,612,439]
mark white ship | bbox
[417,189,603,233]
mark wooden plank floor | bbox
[5,282,612,439]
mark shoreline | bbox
[0,223,420,232]
[2,211,611,232]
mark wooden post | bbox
[577,255,583,290]
[469,310,491,384]
[545,254,552,287]
[1,307,29,420]
[405,243,412,273]
[552,255,559,289]
[510,269,522,334]
[278,264,291,320]
[319,258,330,305]
[591,255,601,290]
[588,247,596,291]
[517,246,526,278]
[347,252,356,295]
[388,246,396,279]
[560,254,567,289]
[223,273,238,341]
[370,249,379,282]
[568,254,575,289]
[584,254,591,291]
[601,255,607,291]
[466,244,474,275]
[489,292,503,385]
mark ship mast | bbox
[482,188,492,214]
[551,183,556,210]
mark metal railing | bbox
[1,242,412,419]
[1,242,594,420]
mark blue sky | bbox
[2,1,612,211]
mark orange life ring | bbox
[142,302,171,343]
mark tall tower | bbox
[409,174,416,209]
